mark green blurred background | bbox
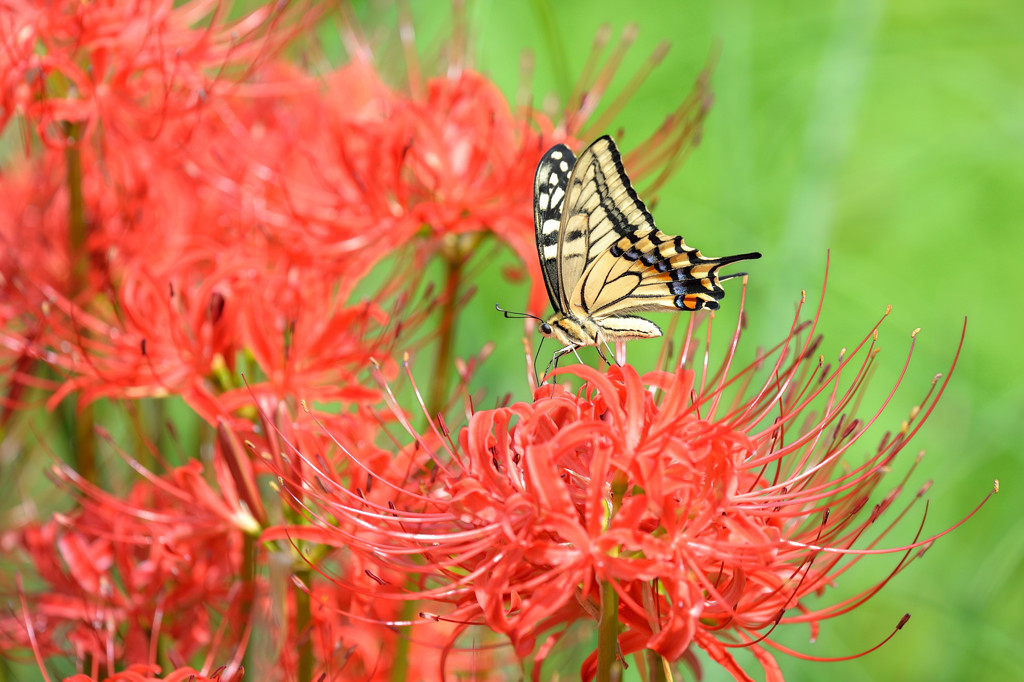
[384,0,1020,679]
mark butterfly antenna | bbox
[532,336,545,387]
[499,304,547,386]
[495,303,544,322]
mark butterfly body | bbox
[539,310,660,352]
[533,135,760,364]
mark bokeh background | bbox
[378,1,1019,680]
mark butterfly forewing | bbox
[556,136,657,314]
[533,144,576,313]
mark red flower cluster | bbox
[0,0,313,148]
[281,286,990,680]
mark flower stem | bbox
[596,578,621,682]
[597,474,628,682]
[65,124,87,292]
[295,566,313,682]
[427,253,464,419]
[64,123,97,484]
[645,648,669,682]
[241,532,257,676]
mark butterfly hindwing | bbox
[555,136,657,315]
[533,144,576,313]
[559,136,758,327]
[582,233,757,317]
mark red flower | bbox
[286,281,991,680]
[0,0,317,150]
[0,421,274,668]
[245,394,516,679]
[1,152,407,423]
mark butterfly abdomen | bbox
[543,311,661,348]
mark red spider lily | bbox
[399,69,548,278]
[237,391,515,679]
[1,406,490,679]
[273,279,992,681]
[0,0,318,150]
[172,61,399,271]
[0,425,268,670]
[0,22,419,424]
[0,143,409,422]
[2,493,243,670]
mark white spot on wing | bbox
[542,243,558,258]
[548,174,559,186]
[551,150,562,160]
[543,219,560,235]
[559,161,569,172]
[538,192,549,209]
[550,186,564,207]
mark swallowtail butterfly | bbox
[532,135,760,365]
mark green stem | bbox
[241,533,257,590]
[65,123,87,291]
[295,567,313,682]
[64,122,98,484]
[597,475,628,682]
[596,578,621,682]
[427,254,464,419]
[645,648,669,682]
[241,533,257,677]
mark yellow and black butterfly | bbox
[525,135,760,366]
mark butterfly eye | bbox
[540,322,553,336]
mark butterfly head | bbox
[540,312,598,348]
[497,304,582,343]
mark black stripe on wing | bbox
[578,136,658,272]
[533,144,576,314]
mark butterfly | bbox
[529,135,760,367]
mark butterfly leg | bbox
[545,344,580,378]
[595,340,620,368]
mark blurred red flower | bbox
[0,0,315,149]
